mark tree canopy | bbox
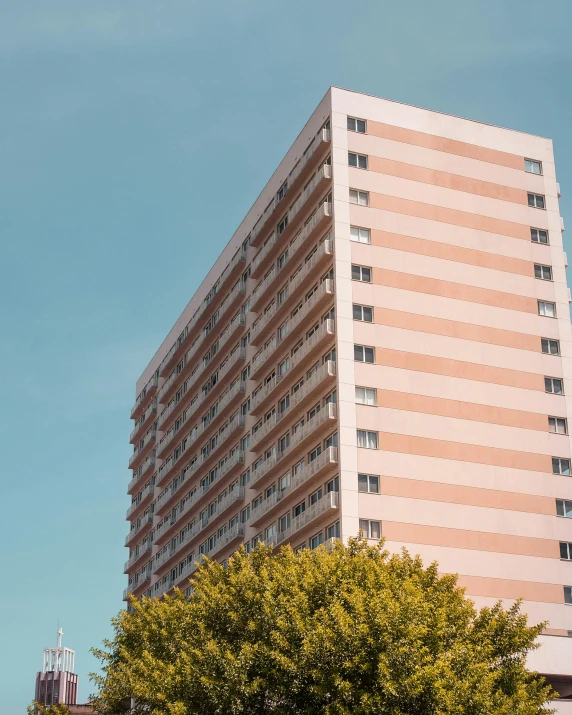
[92,538,554,714]
[27,703,70,715]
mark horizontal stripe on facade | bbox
[373,389,548,431]
[373,308,541,351]
[370,193,534,239]
[377,476,554,515]
[376,431,552,472]
[383,522,558,558]
[373,347,546,390]
[456,574,564,604]
[369,156,528,205]
[370,229,533,277]
[370,268,538,313]
[368,121,524,170]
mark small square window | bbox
[557,499,572,517]
[545,377,564,395]
[534,264,552,281]
[355,386,377,405]
[549,416,568,435]
[531,228,549,244]
[354,344,375,363]
[348,152,368,170]
[528,193,545,209]
[359,519,381,539]
[351,265,372,282]
[356,429,378,449]
[553,458,571,475]
[349,189,369,206]
[525,159,542,175]
[541,338,560,355]
[353,304,373,322]
[350,226,371,244]
[347,117,366,133]
[538,301,556,318]
[358,474,380,493]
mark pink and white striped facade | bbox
[126,88,572,707]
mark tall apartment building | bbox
[125,88,572,704]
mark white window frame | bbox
[528,193,546,209]
[347,116,366,133]
[524,158,542,175]
[348,152,368,170]
[351,264,372,282]
[355,386,377,405]
[349,189,369,206]
[538,301,556,318]
[350,226,371,244]
[353,304,373,323]
[534,264,552,281]
[356,429,378,449]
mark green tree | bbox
[27,702,70,715]
[92,539,554,714]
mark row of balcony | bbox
[250,128,331,248]
[158,343,246,435]
[128,428,157,470]
[251,320,335,413]
[159,275,247,381]
[123,567,152,600]
[125,512,154,547]
[127,452,156,495]
[155,449,245,536]
[158,295,246,407]
[130,399,157,444]
[126,483,155,521]
[251,403,338,489]
[124,540,152,573]
[250,361,336,451]
[277,491,339,544]
[131,373,159,421]
[249,447,338,526]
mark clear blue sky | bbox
[1,1,571,712]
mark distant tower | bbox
[35,628,78,707]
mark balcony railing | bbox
[250,403,338,488]
[125,513,154,547]
[130,400,157,444]
[250,361,336,451]
[250,128,331,247]
[127,454,156,494]
[124,541,152,573]
[128,430,157,469]
[131,373,159,420]
[277,491,339,544]
[126,483,155,519]
[249,447,338,526]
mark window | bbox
[359,519,381,539]
[561,544,572,561]
[347,116,366,133]
[538,301,556,318]
[353,304,373,322]
[534,264,552,281]
[350,226,370,244]
[326,521,340,540]
[354,344,375,363]
[348,152,368,169]
[531,228,549,244]
[549,416,568,434]
[310,532,324,550]
[326,476,339,493]
[349,189,369,206]
[565,586,572,605]
[310,488,323,505]
[542,338,560,355]
[358,474,380,493]
[355,387,377,405]
[277,215,288,235]
[357,430,378,449]
[528,193,545,209]
[293,501,306,518]
[545,377,563,395]
[557,499,572,518]
[525,158,542,175]
[279,513,290,532]
[553,458,571,475]
[351,265,372,282]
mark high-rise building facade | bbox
[125,88,572,704]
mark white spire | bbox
[41,626,75,674]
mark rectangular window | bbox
[349,189,369,206]
[293,501,306,518]
[326,521,340,540]
[350,226,371,244]
[355,386,377,405]
[542,338,560,355]
[354,344,375,363]
[326,476,339,493]
[562,543,572,560]
[348,152,368,169]
[553,458,571,475]
[565,586,572,605]
[357,430,378,449]
[358,474,380,493]
[279,513,290,532]
[534,264,552,281]
[353,304,373,322]
[351,265,372,282]
[557,499,572,518]
[549,416,568,434]
[531,227,549,244]
[359,519,381,539]
[545,377,564,395]
[310,532,324,550]
[528,193,545,209]
[538,301,556,318]
[347,116,366,133]
[525,158,542,175]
